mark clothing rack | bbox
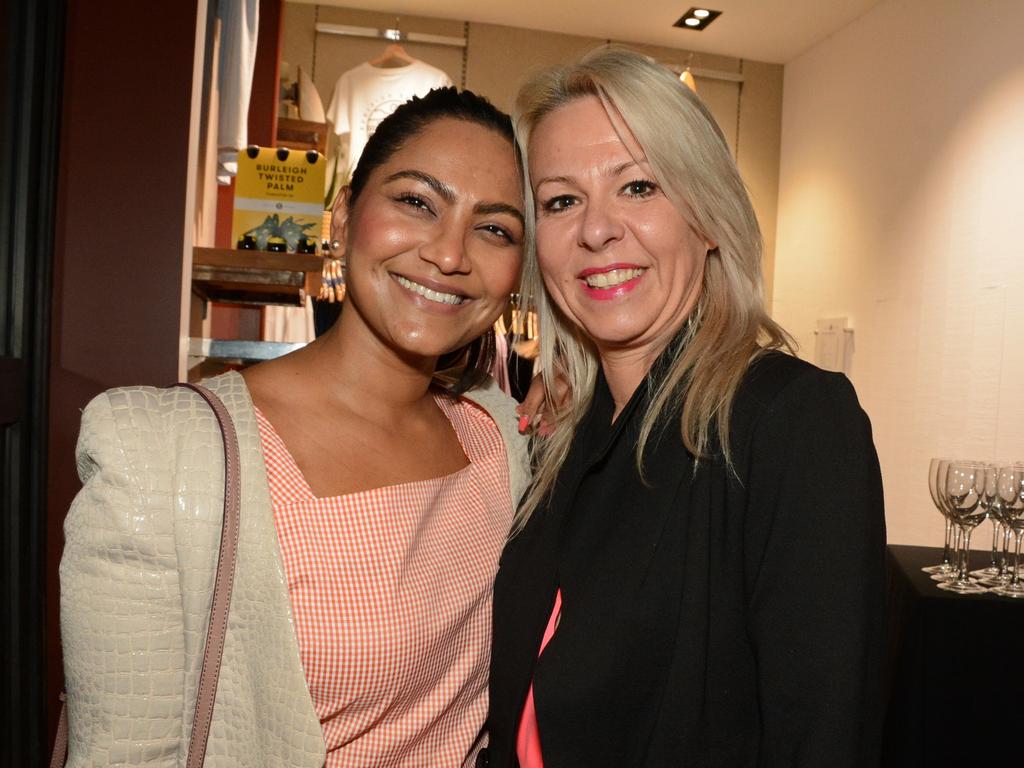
[315,23,743,82]
[690,67,744,83]
[315,22,467,49]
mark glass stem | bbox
[953,527,963,576]
[990,520,1000,569]
[959,528,973,582]
[942,519,953,566]
[1002,527,1014,576]
[1012,532,1023,587]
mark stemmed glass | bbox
[936,461,989,594]
[991,465,1024,598]
[969,465,1002,579]
[977,489,1015,587]
[922,458,957,577]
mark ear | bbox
[329,186,352,255]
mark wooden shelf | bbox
[191,246,323,307]
[276,118,328,154]
[188,338,306,364]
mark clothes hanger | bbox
[368,43,415,68]
[368,17,415,69]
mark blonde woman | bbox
[487,49,886,767]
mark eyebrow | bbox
[533,174,574,189]
[610,160,640,177]
[475,201,525,228]
[385,170,457,204]
[386,168,524,227]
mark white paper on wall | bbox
[814,317,854,375]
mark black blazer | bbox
[487,352,886,767]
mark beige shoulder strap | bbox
[51,382,241,768]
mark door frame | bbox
[0,0,66,758]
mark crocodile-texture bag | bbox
[50,383,242,768]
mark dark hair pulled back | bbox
[348,86,516,207]
[345,86,517,397]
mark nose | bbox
[419,220,470,274]
[578,198,624,252]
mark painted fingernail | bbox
[518,414,530,433]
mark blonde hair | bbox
[514,47,793,531]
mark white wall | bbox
[774,0,1024,549]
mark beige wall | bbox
[774,0,1024,548]
[282,3,783,296]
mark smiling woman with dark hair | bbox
[59,87,529,767]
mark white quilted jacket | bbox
[59,371,530,767]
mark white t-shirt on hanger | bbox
[326,60,453,176]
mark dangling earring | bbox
[510,292,523,336]
[319,239,346,303]
[525,294,538,341]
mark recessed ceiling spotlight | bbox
[674,7,721,31]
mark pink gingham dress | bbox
[254,394,512,767]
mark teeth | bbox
[583,268,645,289]
[395,275,465,305]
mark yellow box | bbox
[232,146,326,251]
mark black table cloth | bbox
[883,544,1024,766]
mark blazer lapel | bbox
[639,435,714,763]
[208,372,327,766]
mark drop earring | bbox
[319,239,346,303]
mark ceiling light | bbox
[673,7,721,31]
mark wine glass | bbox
[937,461,989,594]
[978,490,1015,587]
[922,458,957,576]
[969,465,1002,579]
[991,465,1024,598]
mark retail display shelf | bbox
[188,338,306,365]
[191,246,323,307]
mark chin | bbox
[391,329,473,360]
[578,319,654,348]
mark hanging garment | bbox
[216,0,259,184]
[297,64,326,123]
[325,59,452,178]
[262,296,316,344]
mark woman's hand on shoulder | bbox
[516,373,570,436]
